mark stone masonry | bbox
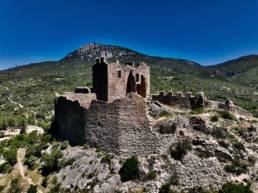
[54,58,158,156]
[93,57,150,102]
[152,91,207,109]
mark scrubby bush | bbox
[218,140,230,149]
[60,158,75,168]
[24,155,38,170]
[169,173,179,185]
[212,127,230,139]
[60,140,69,150]
[159,110,172,118]
[191,107,204,115]
[248,155,256,166]
[42,177,48,188]
[8,178,21,193]
[188,187,209,193]
[0,117,7,130]
[210,115,219,122]
[101,153,112,164]
[27,185,37,193]
[0,162,12,173]
[3,147,17,166]
[219,110,235,120]
[41,149,63,176]
[48,183,64,193]
[232,141,245,152]
[119,156,140,182]
[170,140,192,161]
[224,159,248,175]
[159,183,178,193]
[146,170,157,180]
[218,182,253,193]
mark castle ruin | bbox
[53,58,158,156]
[53,57,207,156]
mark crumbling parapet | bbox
[152,91,207,109]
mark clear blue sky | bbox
[0,0,258,70]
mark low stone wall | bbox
[152,91,206,109]
[54,93,160,156]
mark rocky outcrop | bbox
[64,43,145,61]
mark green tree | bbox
[119,156,140,182]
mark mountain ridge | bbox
[1,43,258,74]
[0,42,258,122]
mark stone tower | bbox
[92,57,150,102]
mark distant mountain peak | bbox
[64,43,144,61]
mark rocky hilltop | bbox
[64,43,146,61]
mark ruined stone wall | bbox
[92,60,108,101]
[115,93,159,155]
[92,58,150,102]
[107,62,150,102]
[152,91,206,109]
[54,93,159,156]
[54,96,88,145]
[107,62,131,102]
[135,62,150,97]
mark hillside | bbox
[209,55,258,77]
[0,43,258,130]
[1,97,258,192]
[209,55,258,86]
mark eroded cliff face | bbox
[54,93,160,156]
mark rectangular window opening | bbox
[118,70,122,78]
[136,73,140,82]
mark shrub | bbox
[24,155,38,169]
[224,159,248,175]
[27,185,37,193]
[42,177,48,188]
[0,162,12,173]
[159,110,172,118]
[26,143,44,158]
[3,147,17,166]
[212,127,230,139]
[60,158,75,168]
[218,140,230,149]
[188,187,209,193]
[170,140,192,161]
[219,110,235,120]
[159,183,178,193]
[233,141,245,152]
[60,140,69,150]
[168,173,178,185]
[158,121,177,134]
[146,170,157,180]
[218,182,253,193]
[210,115,219,122]
[48,183,64,193]
[248,155,256,166]
[8,178,21,193]
[41,149,63,176]
[101,153,112,164]
[191,107,204,115]
[119,156,140,182]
